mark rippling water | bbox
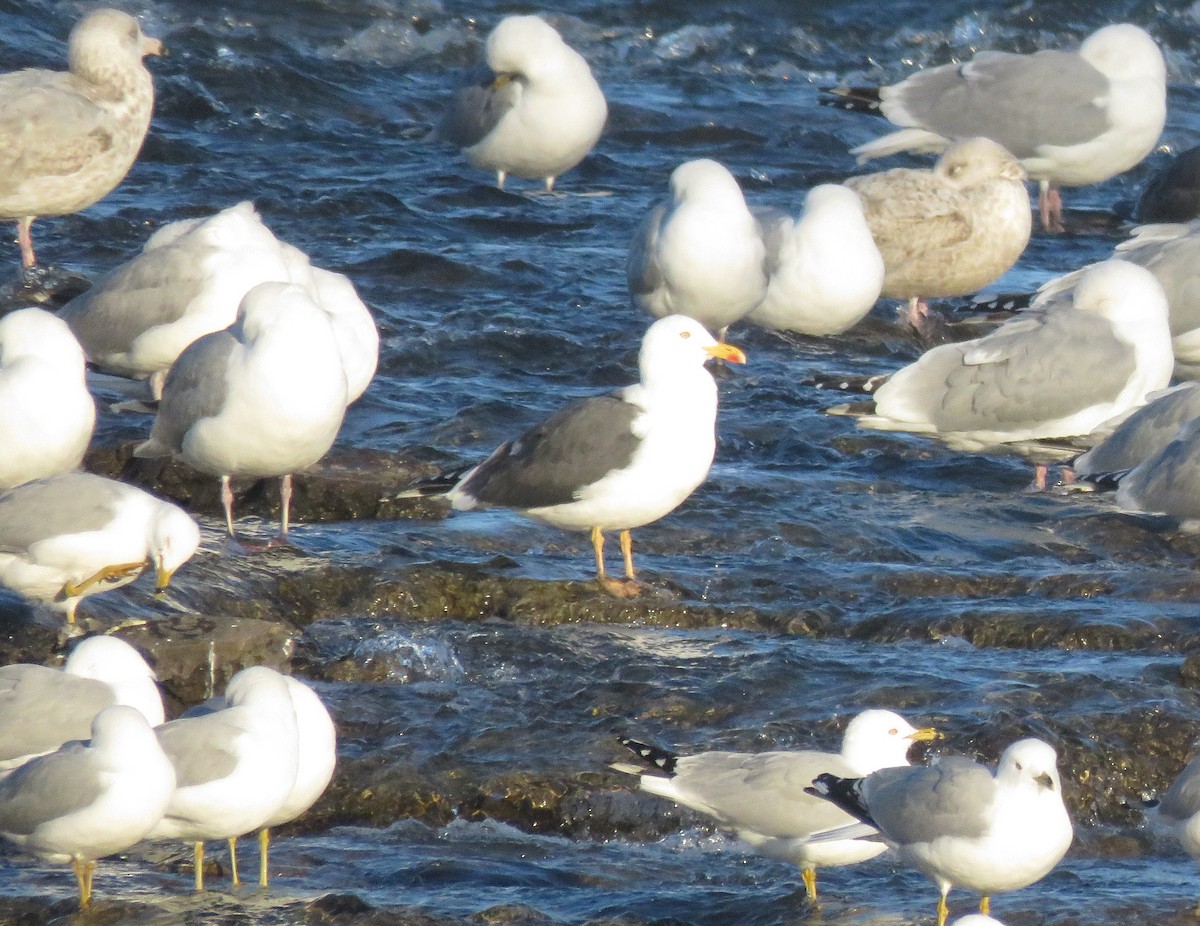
[5,0,1200,923]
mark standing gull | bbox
[746,184,885,337]
[629,159,767,337]
[0,705,175,909]
[611,709,939,900]
[0,472,200,624]
[844,137,1031,330]
[0,308,95,490]
[0,8,163,270]
[134,282,349,543]
[400,315,745,597]
[434,14,607,192]
[807,738,1073,926]
[0,635,163,773]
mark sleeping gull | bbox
[746,184,885,337]
[149,665,299,891]
[0,308,95,489]
[844,137,1031,329]
[0,635,162,773]
[0,705,175,909]
[1071,383,1200,481]
[1137,146,1200,223]
[1111,414,1200,526]
[836,260,1174,485]
[807,737,1073,926]
[611,709,939,900]
[134,281,349,543]
[434,14,607,192]
[0,472,200,624]
[0,8,163,270]
[825,24,1165,232]
[399,315,745,597]
[629,159,767,337]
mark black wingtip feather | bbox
[806,772,878,827]
[618,735,679,776]
[817,86,885,115]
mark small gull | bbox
[0,705,175,909]
[1137,146,1200,223]
[0,635,163,773]
[434,14,606,192]
[746,184,885,337]
[1071,383,1200,481]
[399,315,745,597]
[807,738,1073,926]
[149,665,300,891]
[611,709,939,900]
[0,8,163,270]
[629,159,767,337]
[0,471,200,624]
[844,137,1031,330]
[134,281,349,543]
[825,24,1166,232]
[0,308,95,490]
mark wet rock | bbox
[0,265,91,312]
[306,893,467,926]
[469,904,555,926]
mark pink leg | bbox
[16,217,35,269]
[220,475,236,537]
[1032,463,1048,491]
[1038,181,1065,233]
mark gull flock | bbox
[0,5,1199,921]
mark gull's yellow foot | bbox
[979,896,990,915]
[937,893,949,926]
[72,857,95,909]
[63,561,146,597]
[802,866,818,901]
[598,576,642,598]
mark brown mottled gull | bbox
[0,8,162,270]
[845,137,1031,329]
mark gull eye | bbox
[888,728,899,736]
[679,331,691,339]
[1015,762,1023,772]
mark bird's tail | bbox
[806,772,876,827]
[818,86,885,115]
[394,466,474,499]
[611,735,679,778]
[971,291,1036,313]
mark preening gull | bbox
[0,705,175,909]
[134,281,349,542]
[825,23,1166,232]
[400,315,745,597]
[0,308,95,490]
[839,261,1174,478]
[1072,383,1200,480]
[0,8,162,269]
[149,666,300,890]
[746,184,884,337]
[629,159,767,337]
[0,635,162,773]
[844,137,1031,329]
[434,14,606,192]
[1138,146,1200,224]
[807,738,1073,926]
[611,710,939,900]
[0,472,200,624]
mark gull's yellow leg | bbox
[73,857,94,909]
[259,827,271,887]
[979,896,990,915]
[194,841,205,892]
[63,561,145,597]
[619,529,635,580]
[801,866,817,901]
[228,836,240,886]
[937,889,950,926]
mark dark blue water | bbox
[5,0,1200,923]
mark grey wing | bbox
[1118,416,1200,519]
[1159,753,1200,822]
[1075,384,1200,477]
[433,65,519,148]
[0,670,113,763]
[889,49,1111,155]
[142,332,237,454]
[934,310,1136,431]
[1132,235,1200,337]
[751,205,790,277]
[156,716,241,788]
[627,202,668,302]
[864,759,994,843]
[457,395,641,510]
[0,474,124,554]
[0,741,106,836]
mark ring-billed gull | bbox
[0,308,95,489]
[399,315,745,597]
[808,738,1073,926]
[134,281,349,543]
[611,709,939,900]
[0,472,200,624]
[1138,146,1200,223]
[0,9,163,270]
[0,635,162,773]
[434,15,606,192]
[844,137,1031,330]
[149,665,299,891]
[629,159,767,338]
[0,705,175,909]
[825,24,1166,232]
[1072,383,1200,481]
[746,185,884,337]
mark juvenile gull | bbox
[0,308,95,489]
[0,635,163,773]
[629,159,767,337]
[434,14,606,191]
[826,24,1166,232]
[1072,383,1200,480]
[0,705,175,909]
[808,738,1073,926]
[746,184,885,337]
[611,709,939,900]
[0,472,200,624]
[0,8,163,269]
[149,666,300,890]
[844,137,1031,329]
[134,282,349,542]
[400,315,745,597]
